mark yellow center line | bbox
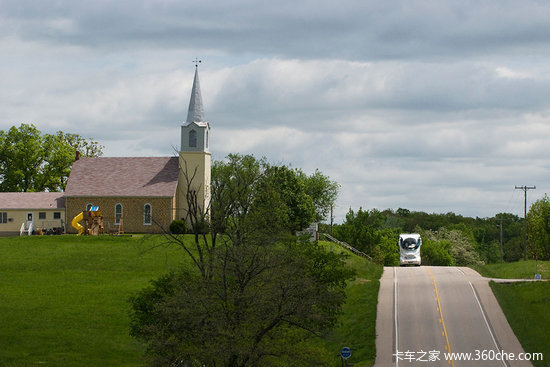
[425,267,455,367]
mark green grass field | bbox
[0,236,381,367]
[473,261,549,366]
[0,235,188,367]
[473,260,550,279]
[490,282,550,367]
[319,241,383,367]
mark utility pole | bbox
[515,185,536,261]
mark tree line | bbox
[0,124,103,192]
[328,202,550,266]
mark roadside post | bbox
[341,347,352,367]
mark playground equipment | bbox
[71,206,104,236]
[71,212,85,235]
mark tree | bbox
[527,195,550,260]
[130,238,352,367]
[301,169,339,222]
[130,153,351,367]
[0,124,103,192]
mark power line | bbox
[514,185,536,261]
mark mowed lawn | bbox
[1,236,382,367]
[0,235,188,367]
[475,261,550,367]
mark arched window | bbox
[143,203,152,225]
[189,129,197,147]
[115,203,123,225]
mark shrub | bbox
[169,219,187,234]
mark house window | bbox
[143,204,152,225]
[0,212,7,224]
[115,203,123,225]
[189,129,197,147]
[53,212,61,220]
[39,212,46,220]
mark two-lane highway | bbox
[375,266,532,366]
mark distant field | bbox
[0,236,381,367]
[473,260,550,279]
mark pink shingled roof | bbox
[0,192,65,209]
[64,156,179,197]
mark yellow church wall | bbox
[65,196,174,234]
[176,151,211,224]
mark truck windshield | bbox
[400,237,420,250]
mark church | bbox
[0,66,211,236]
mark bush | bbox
[169,219,187,234]
[421,238,454,266]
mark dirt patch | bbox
[353,278,371,285]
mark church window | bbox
[189,129,197,147]
[143,203,152,225]
[206,129,209,149]
[115,203,123,225]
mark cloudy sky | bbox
[2,0,550,222]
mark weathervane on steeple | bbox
[193,58,202,68]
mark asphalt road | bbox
[375,266,532,367]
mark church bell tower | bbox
[177,62,211,224]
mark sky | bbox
[2,0,550,223]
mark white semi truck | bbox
[399,233,422,266]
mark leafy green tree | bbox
[527,195,550,260]
[333,207,384,256]
[130,239,352,367]
[131,153,350,367]
[301,169,339,222]
[0,124,44,192]
[420,237,454,266]
[0,124,103,192]
[263,164,315,233]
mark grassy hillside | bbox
[490,282,550,367]
[319,240,383,367]
[473,260,550,279]
[473,261,549,367]
[0,236,381,367]
[0,235,188,367]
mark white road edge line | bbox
[456,267,466,276]
[468,281,507,367]
[394,267,399,367]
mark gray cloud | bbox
[2,0,550,221]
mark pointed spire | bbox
[186,65,205,123]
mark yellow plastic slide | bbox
[71,212,84,236]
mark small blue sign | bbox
[341,347,352,359]
[535,273,542,280]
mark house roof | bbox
[64,156,179,197]
[0,192,65,210]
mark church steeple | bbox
[181,62,210,153]
[186,65,205,124]
[177,62,212,226]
